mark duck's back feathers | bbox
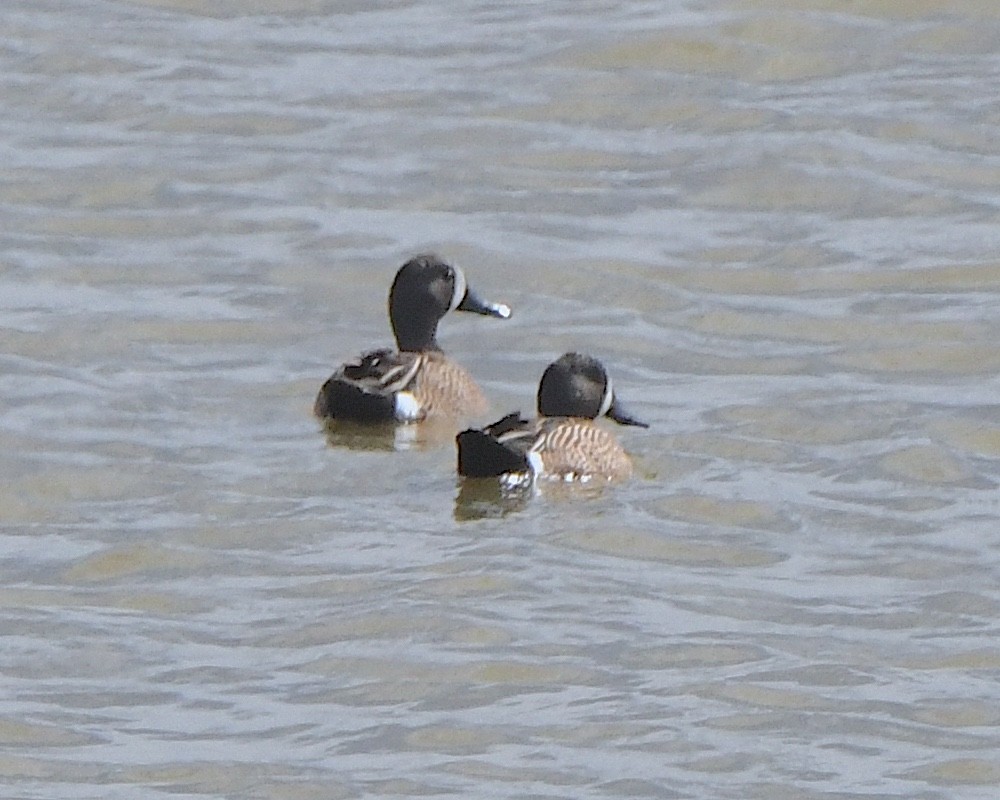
[315,350,489,423]
[314,349,422,422]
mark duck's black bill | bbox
[607,399,649,428]
[457,287,512,319]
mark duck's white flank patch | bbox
[394,392,424,422]
[526,449,545,476]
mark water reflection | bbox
[453,477,531,521]
[453,473,621,521]
[319,419,400,453]
[319,417,469,453]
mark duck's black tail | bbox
[456,413,531,477]
[314,377,395,422]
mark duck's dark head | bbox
[389,255,510,352]
[537,352,647,427]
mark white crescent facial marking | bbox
[449,265,468,312]
[597,375,614,419]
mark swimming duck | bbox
[456,352,647,483]
[314,255,511,423]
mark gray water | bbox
[2,1,1000,798]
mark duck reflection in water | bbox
[321,416,466,454]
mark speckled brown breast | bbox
[532,417,633,481]
[410,351,489,419]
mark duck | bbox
[314,255,511,423]
[456,352,647,483]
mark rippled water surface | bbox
[3,1,1000,798]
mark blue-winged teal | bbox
[314,255,511,423]
[456,352,648,483]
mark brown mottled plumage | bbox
[530,417,634,482]
[408,352,489,419]
[457,353,647,483]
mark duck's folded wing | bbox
[341,349,422,392]
[315,350,422,421]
